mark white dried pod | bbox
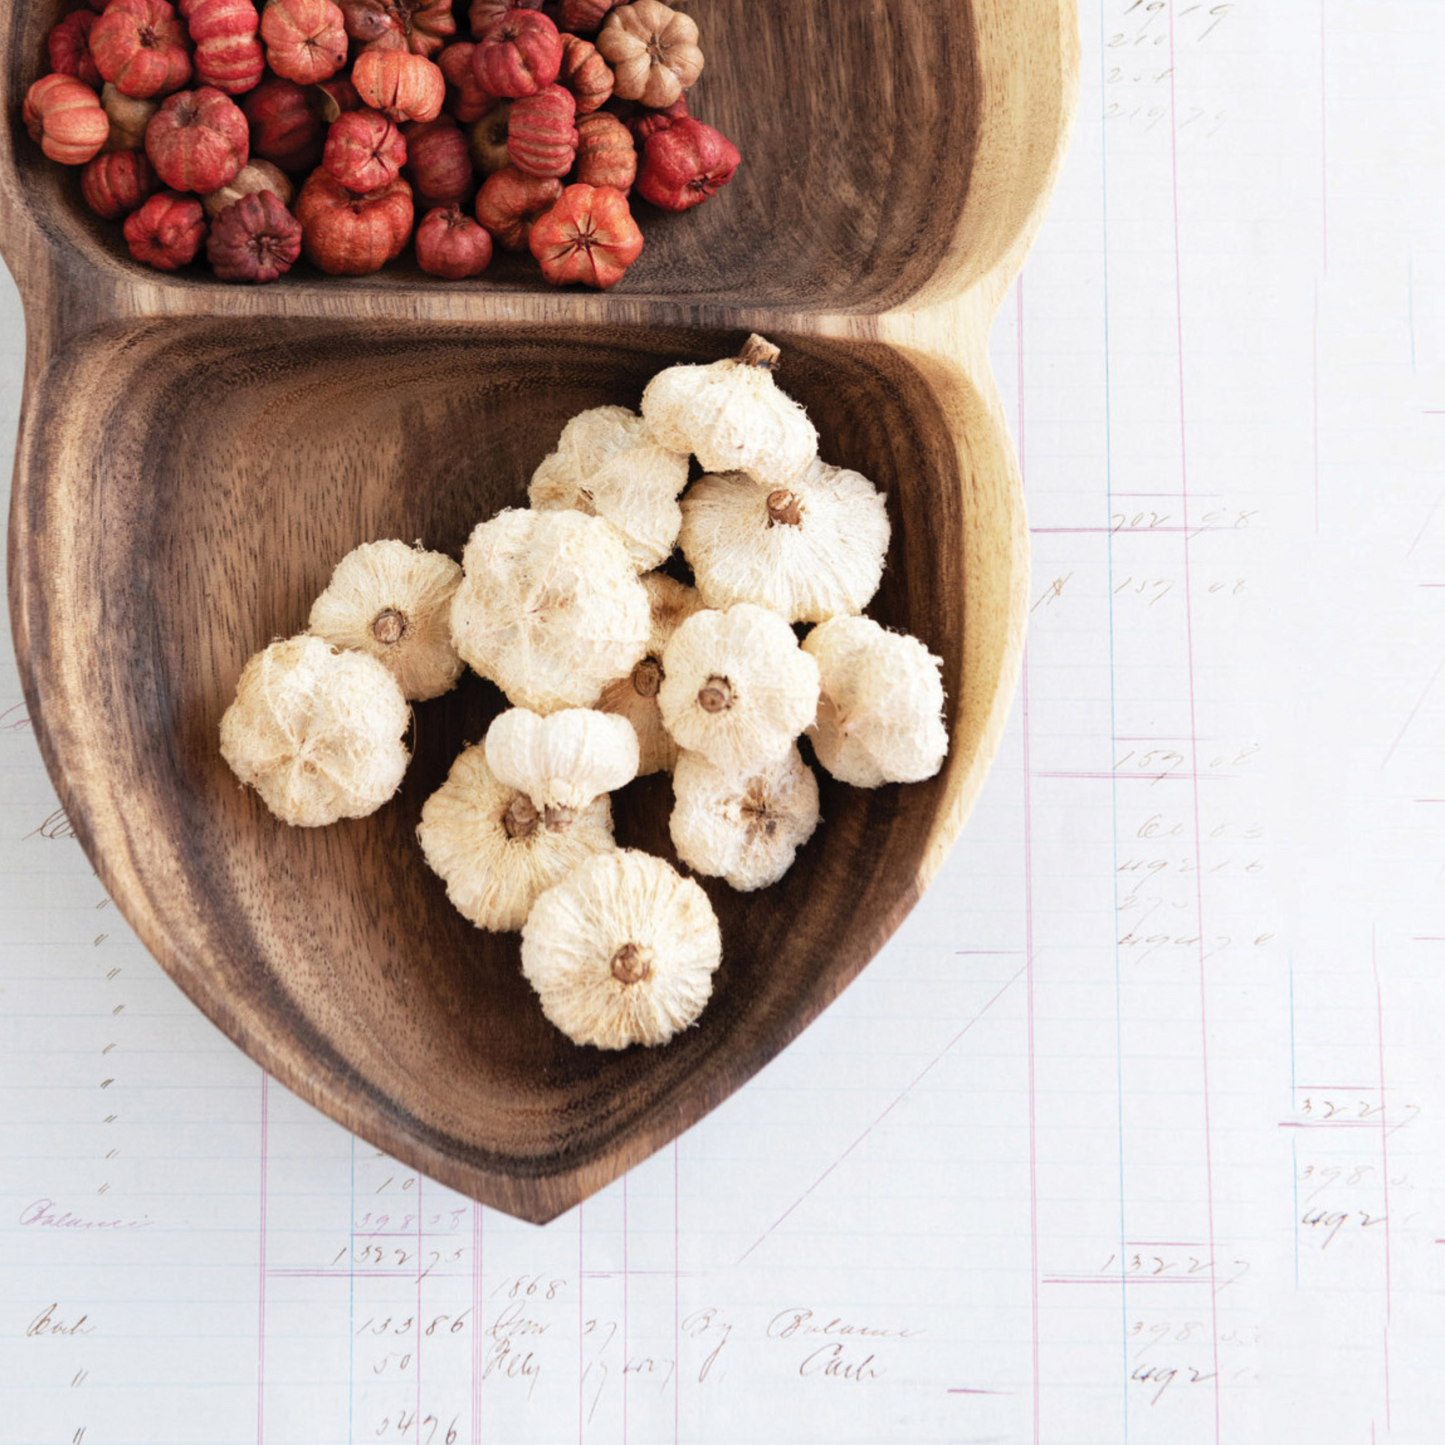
[640,334,818,484]
[679,458,891,624]
[219,634,410,828]
[484,706,639,820]
[658,603,820,772]
[417,742,615,934]
[308,539,464,701]
[596,574,704,776]
[521,849,722,1050]
[670,744,820,892]
[449,508,651,713]
[528,406,691,572]
[803,616,950,787]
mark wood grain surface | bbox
[1,0,1078,1222]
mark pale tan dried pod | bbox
[528,405,691,572]
[219,634,410,827]
[670,744,820,892]
[520,848,722,1050]
[596,574,703,775]
[308,539,464,701]
[449,508,651,713]
[202,158,295,218]
[679,458,891,624]
[803,616,949,787]
[417,742,615,934]
[657,603,819,772]
[640,334,818,485]
[484,706,639,821]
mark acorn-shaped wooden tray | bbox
[2,0,1077,1223]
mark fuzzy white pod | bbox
[670,744,820,892]
[803,616,949,787]
[521,849,722,1050]
[219,634,410,827]
[657,604,820,772]
[417,743,615,934]
[449,508,651,713]
[640,334,818,484]
[308,539,464,701]
[596,574,704,776]
[484,707,640,819]
[679,459,891,624]
[528,406,691,572]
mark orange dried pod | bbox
[145,86,250,193]
[91,0,193,100]
[597,0,700,110]
[259,0,349,84]
[415,202,492,278]
[323,107,407,190]
[352,48,445,122]
[295,168,414,273]
[473,164,560,250]
[557,32,612,115]
[181,0,264,94]
[529,182,641,289]
[574,112,634,194]
[81,149,159,219]
[23,74,111,166]
[506,82,576,178]
[123,189,206,268]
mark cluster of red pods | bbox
[23,0,740,286]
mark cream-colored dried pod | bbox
[640,334,818,485]
[670,744,820,892]
[308,539,464,701]
[484,707,639,821]
[520,849,722,1050]
[529,406,690,572]
[417,742,615,933]
[679,458,890,624]
[219,634,410,827]
[803,616,949,787]
[596,574,703,775]
[657,603,819,772]
[449,508,651,713]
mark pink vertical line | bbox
[622,1176,629,1445]
[673,1143,680,1445]
[1313,282,1321,535]
[415,1177,423,1440]
[256,1073,268,1445]
[1320,0,1328,270]
[472,1204,483,1445]
[1165,12,1223,1443]
[1373,929,1393,1429]
[1017,279,1041,1445]
[578,1203,585,1445]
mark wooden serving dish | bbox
[2,0,1077,1222]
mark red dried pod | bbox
[506,83,575,178]
[242,76,324,170]
[467,99,511,174]
[559,0,619,33]
[207,189,303,281]
[146,86,250,192]
[339,0,455,57]
[81,149,159,219]
[352,48,445,122]
[259,0,348,84]
[573,112,633,194]
[295,169,414,273]
[23,75,110,166]
[557,32,612,115]
[323,108,407,191]
[473,164,560,250]
[415,202,492,278]
[467,0,541,41]
[48,12,102,90]
[438,42,489,122]
[181,0,263,94]
[628,91,685,145]
[472,10,561,100]
[528,182,640,289]
[403,115,474,206]
[636,116,737,212]
[124,190,206,269]
[91,0,193,100]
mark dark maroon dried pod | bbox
[206,188,303,282]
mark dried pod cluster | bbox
[25,0,739,288]
[217,337,949,1055]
